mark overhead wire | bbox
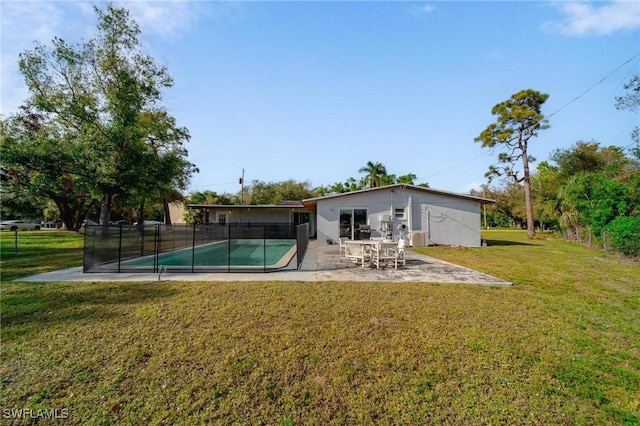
[418,52,640,183]
[546,52,639,120]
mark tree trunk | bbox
[51,196,89,230]
[522,151,536,239]
[137,200,145,225]
[54,198,75,230]
[99,193,112,225]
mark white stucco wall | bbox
[316,187,483,247]
[198,207,316,237]
[410,194,482,246]
[205,209,292,224]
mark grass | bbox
[0,230,84,281]
[1,230,638,424]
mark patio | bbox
[17,240,510,285]
[301,240,510,285]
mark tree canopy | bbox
[476,138,639,256]
[315,162,427,195]
[475,89,550,238]
[1,5,195,229]
[615,74,640,160]
[249,180,316,205]
[358,161,389,188]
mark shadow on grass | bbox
[2,281,177,333]
[0,246,84,281]
[484,239,541,247]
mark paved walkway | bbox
[18,240,510,285]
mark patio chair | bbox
[371,241,398,270]
[338,237,347,262]
[344,240,366,268]
[397,239,406,267]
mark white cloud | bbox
[464,182,486,194]
[409,4,436,16]
[0,1,211,115]
[0,2,91,115]
[115,0,206,39]
[543,0,640,36]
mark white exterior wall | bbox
[206,209,292,224]
[200,208,316,237]
[410,193,482,247]
[316,187,483,247]
[316,190,396,244]
[168,203,186,224]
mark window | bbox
[394,208,405,219]
[216,212,227,225]
[339,208,368,239]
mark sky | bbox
[1,1,639,196]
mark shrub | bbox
[604,215,640,257]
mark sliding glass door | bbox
[339,208,367,239]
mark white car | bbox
[134,220,163,225]
[0,220,42,231]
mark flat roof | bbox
[187,203,306,210]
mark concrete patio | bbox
[18,240,510,285]
[301,241,510,285]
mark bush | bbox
[604,216,640,257]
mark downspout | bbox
[390,189,395,240]
[427,209,433,245]
[407,195,413,246]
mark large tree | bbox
[1,106,100,229]
[550,141,633,180]
[13,5,194,226]
[249,180,317,205]
[315,166,428,196]
[358,161,389,188]
[615,74,640,160]
[475,89,549,239]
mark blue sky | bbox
[2,1,639,196]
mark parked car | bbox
[78,220,98,233]
[134,220,163,225]
[0,220,42,231]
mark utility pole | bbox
[483,186,488,229]
[239,168,245,204]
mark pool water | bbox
[125,239,297,268]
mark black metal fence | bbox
[83,222,310,273]
[296,222,309,269]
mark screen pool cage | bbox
[83,222,309,273]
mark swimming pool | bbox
[122,239,297,270]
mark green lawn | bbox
[1,230,638,425]
[0,230,84,281]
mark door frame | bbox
[339,208,368,240]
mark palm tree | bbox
[359,161,388,188]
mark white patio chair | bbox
[371,241,398,270]
[397,239,406,267]
[338,237,347,262]
[344,240,366,268]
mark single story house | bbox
[167,202,187,224]
[304,184,493,247]
[187,200,317,237]
[188,184,494,248]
